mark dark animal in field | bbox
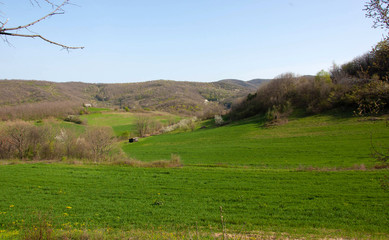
[129,137,139,143]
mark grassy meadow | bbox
[79,110,181,137]
[123,113,389,169]
[0,164,388,239]
[0,109,389,239]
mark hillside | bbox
[217,78,268,89]
[0,79,268,116]
[122,113,389,168]
[0,80,94,105]
[0,110,388,239]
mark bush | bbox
[161,117,197,133]
[346,80,389,116]
[229,67,389,121]
[0,130,13,159]
[330,40,389,82]
[1,121,52,160]
[64,115,84,125]
[214,115,224,126]
[84,127,115,162]
[118,131,131,140]
[228,73,333,120]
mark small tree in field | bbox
[135,116,150,137]
[6,121,40,159]
[84,127,115,162]
[214,115,224,126]
[0,129,13,159]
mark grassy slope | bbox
[1,113,389,239]
[123,114,389,169]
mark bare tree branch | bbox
[364,0,389,37]
[370,130,389,164]
[3,0,67,31]
[0,0,83,49]
[1,31,83,49]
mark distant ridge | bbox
[217,78,269,89]
[247,78,270,87]
[0,78,268,115]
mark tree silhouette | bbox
[364,0,389,38]
[0,0,83,49]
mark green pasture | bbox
[85,107,111,113]
[123,114,389,169]
[1,111,389,238]
[0,164,388,239]
[79,111,180,136]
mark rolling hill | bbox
[0,79,269,116]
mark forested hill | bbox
[0,78,268,115]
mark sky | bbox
[0,0,386,83]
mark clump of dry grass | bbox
[21,213,54,240]
[296,164,369,172]
[111,154,182,168]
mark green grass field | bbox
[1,111,389,239]
[80,111,180,137]
[123,114,389,169]
[0,164,388,239]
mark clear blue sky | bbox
[0,0,385,83]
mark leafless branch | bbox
[364,0,389,35]
[0,34,14,47]
[0,18,8,29]
[370,132,389,164]
[1,31,83,49]
[3,0,67,31]
[0,0,83,49]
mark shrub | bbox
[135,116,151,137]
[330,40,389,82]
[350,80,389,116]
[229,68,389,120]
[5,121,39,159]
[371,40,389,81]
[118,131,131,140]
[228,73,331,120]
[64,115,84,125]
[0,130,13,159]
[0,121,54,160]
[161,117,197,133]
[214,115,224,126]
[83,127,115,163]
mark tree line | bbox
[0,120,116,162]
